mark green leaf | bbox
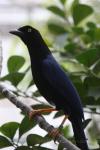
[61,126,70,138]
[15,146,32,150]
[64,43,77,54]
[72,81,88,105]
[27,134,43,146]
[97,139,100,146]
[58,144,64,150]
[0,122,19,140]
[84,76,100,87]
[33,147,53,150]
[86,22,96,29]
[81,34,93,44]
[83,76,100,100]
[0,135,12,148]
[54,110,63,118]
[16,146,53,150]
[47,6,65,18]
[48,23,67,35]
[72,27,84,35]
[94,27,100,41]
[61,60,87,73]
[28,133,52,146]
[93,59,100,75]
[0,93,5,99]
[19,116,36,138]
[70,74,82,84]
[60,0,66,5]
[0,73,25,86]
[86,29,95,41]
[72,4,93,25]
[82,119,91,129]
[8,56,25,73]
[71,0,79,12]
[33,90,41,97]
[76,48,100,67]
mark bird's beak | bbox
[9,29,24,38]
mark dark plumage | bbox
[10,25,89,150]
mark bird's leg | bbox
[59,115,68,129]
[29,108,56,120]
[49,115,68,141]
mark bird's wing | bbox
[42,55,83,117]
[42,55,77,98]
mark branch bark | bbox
[0,82,80,150]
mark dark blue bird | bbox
[10,25,89,150]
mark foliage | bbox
[0,119,52,150]
[0,0,100,149]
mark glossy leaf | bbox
[0,122,19,140]
[48,23,67,35]
[72,4,93,25]
[76,48,100,67]
[8,55,25,73]
[47,6,65,18]
[27,134,51,146]
[19,116,37,138]
[0,135,12,148]
[0,73,25,86]
[27,134,44,146]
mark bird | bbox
[10,25,89,150]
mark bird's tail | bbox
[70,116,89,150]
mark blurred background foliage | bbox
[0,0,100,150]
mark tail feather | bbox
[70,117,89,150]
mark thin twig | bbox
[0,82,80,150]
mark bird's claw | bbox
[49,128,60,143]
[29,110,41,120]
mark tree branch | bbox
[0,82,80,150]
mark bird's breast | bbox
[31,66,58,106]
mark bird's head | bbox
[10,25,50,59]
[9,25,43,47]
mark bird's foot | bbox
[49,115,69,143]
[49,128,60,142]
[29,108,56,120]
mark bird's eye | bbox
[28,28,32,32]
